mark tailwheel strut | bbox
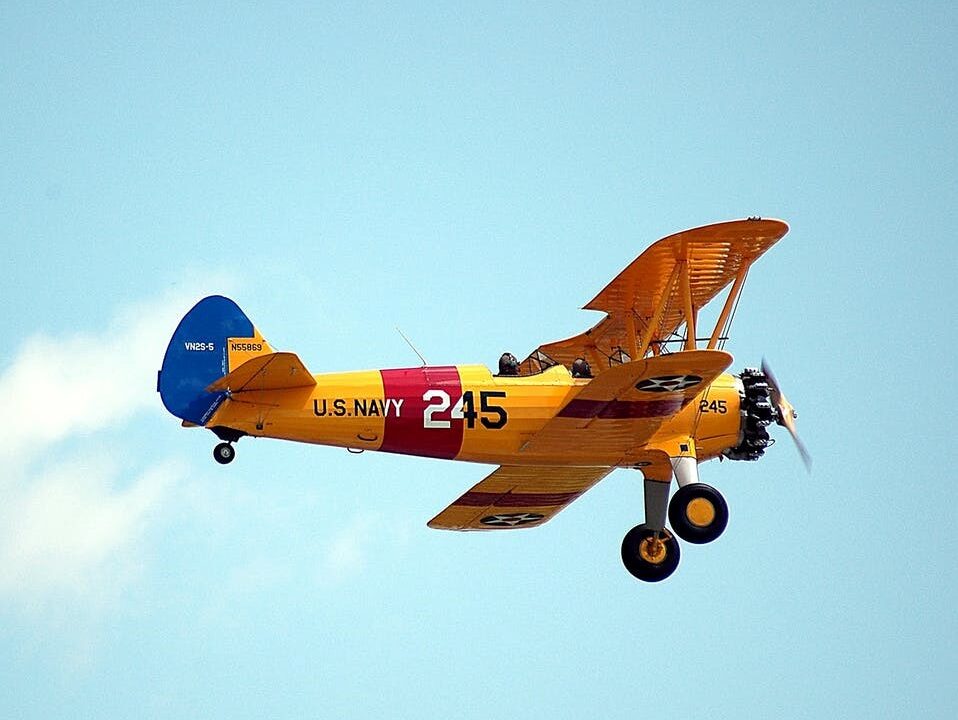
[210,426,245,465]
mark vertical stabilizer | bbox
[158,296,272,424]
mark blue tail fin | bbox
[158,296,257,425]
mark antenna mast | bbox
[396,327,428,366]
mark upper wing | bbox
[206,352,316,393]
[520,218,787,374]
[519,350,733,465]
[427,464,613,531]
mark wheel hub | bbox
[639,536,667,564]
[686,497,716,527]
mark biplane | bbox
[158,218,807,582]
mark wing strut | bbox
[708,266,749,349]
[680,260,697,351]
[636,262,681,358]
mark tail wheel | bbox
[621,524,680,582]
[213,442,236,465]
[668,483,728,544]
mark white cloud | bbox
[0,455,181,601]
[0,283,404,614]
[0,289,203,464]
[0,288,210,604]
[322,513,378,583]
[319,511,416,586]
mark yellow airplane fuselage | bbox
[207,364,744,466]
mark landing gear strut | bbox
[621,475,681,582]
[213,442,236,465]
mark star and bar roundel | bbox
[635,374,703,393]
[480,512,546,527]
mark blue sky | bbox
[2,2,956,718]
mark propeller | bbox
[761,358,812,473]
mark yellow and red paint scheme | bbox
[204,349,744,468]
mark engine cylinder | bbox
[724,367,776,462]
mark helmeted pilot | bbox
[571,357,593,378]
[498,352,520,376]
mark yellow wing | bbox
[427,465,613,531]
[519,350,733,465]
[520,218,788,374]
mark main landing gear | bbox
[621,525,680,582]
[620,476,728,582]
[668,483,728,545]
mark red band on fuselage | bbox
[379,366,464,459]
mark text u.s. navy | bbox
[313,398,404,417]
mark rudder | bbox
[158,295,272,424]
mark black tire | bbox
[668,483,728,544]
[213,442,235,465]
[621,524,681,582]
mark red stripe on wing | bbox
[453,490,583,508]
[558,397,685,419]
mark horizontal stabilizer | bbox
[206,352,316,393]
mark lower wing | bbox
[427,465,613,531]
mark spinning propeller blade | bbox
[761,358,811,472]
